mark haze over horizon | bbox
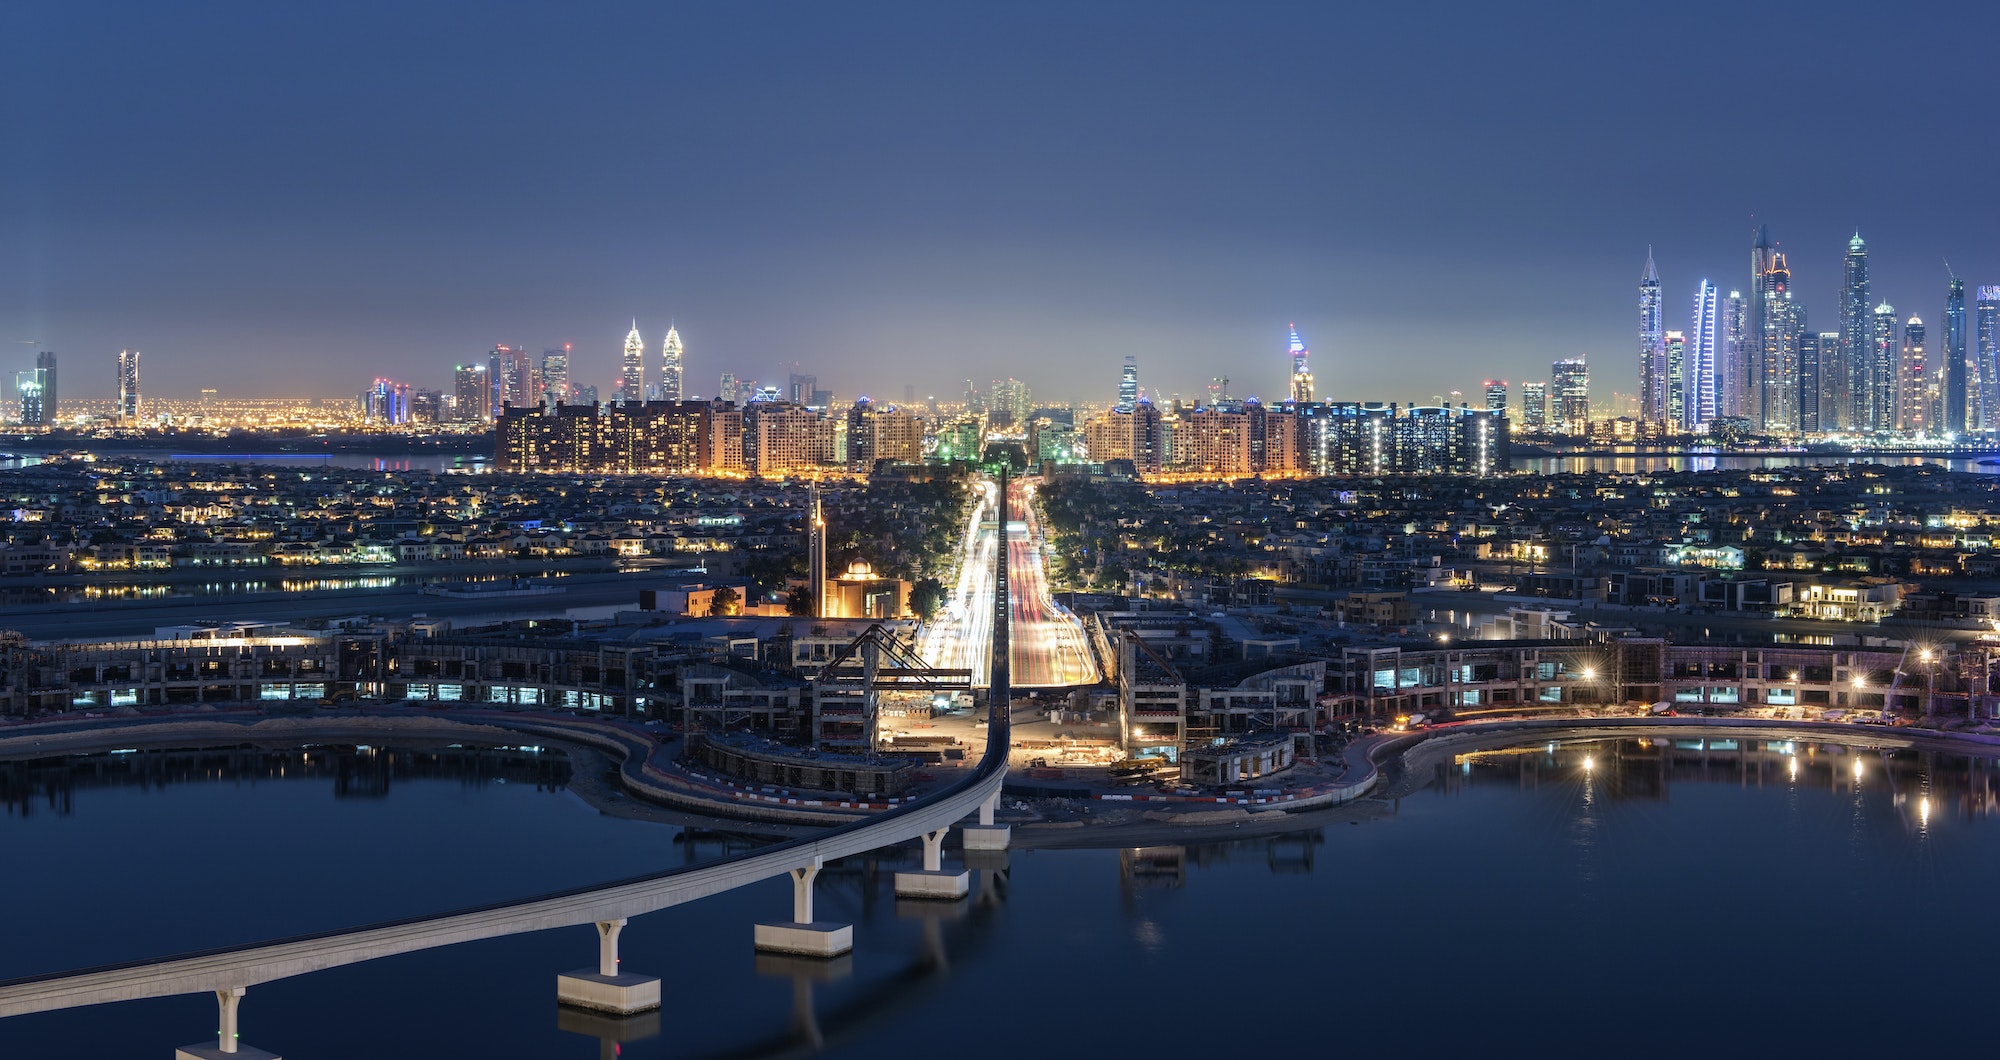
[5,1,1997,408]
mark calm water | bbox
[2,736,1997,1058]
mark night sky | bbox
[5,1,1996,408]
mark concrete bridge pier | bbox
[961,792,1010,850]
[556,1004,663,1060]
[754,857,853,958]
[174,987,279,1060]
[893,828,969,899]
[556,918,662,1015]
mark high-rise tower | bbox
[1117,356,1138,412]
[1870,302,1898,432]
[19,351,56,427]
[1664,332,1687,427]
[1760,250,1803,433]
[1979,287,2000,433]
[618,322,645,402]
[541,346,571,407]
[1842,232,1873,431]
[1749,226,1776,427]
[1640,249,1665,423]
[117,349,140,422]
[661,324,685,402]
[1945,278,1968,434]
[1521,382,1548,429]
[1720,290,1748,419]
[1689,280,1719,428]
[1899,316,1932,433]
[1552,359,1589,434]
[1287,325,1313,404]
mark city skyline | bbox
[6,4,1998,406]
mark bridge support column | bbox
[557,918,661,1015]
[754,857,853,957]
[174,987,281,1060]
[961,791,1011,850]
[895,827,969,899]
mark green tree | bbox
[785,586,815,616]
[708,586,742,616]
[908,576,947,620]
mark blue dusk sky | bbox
[3,1,1996,407]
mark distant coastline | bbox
[0,429,494,459]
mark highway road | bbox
[1005,478,1098,688]
[917,477,1097,689]
[917,483,997,685]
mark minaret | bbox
[1287,324,1313,404]
[619,321,645,402]
[1640,248,1664,423]
[808,481,827,620]
[661,323,684,402]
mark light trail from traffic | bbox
[1005,477,1099,688]
[918,477,1096,689]
[918,481,997,684]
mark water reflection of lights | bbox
[1788,755,1799,781]
[1919,796,1932,828]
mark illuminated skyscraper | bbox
[1551,359,1589,434]
[1871,302,1898,432]
[117,349,140,422]
[1979,287,2000,433]
[1663,331,1687,427]
[1117,356,1138,412]
[489,345,531,409]
[1748,226,1777,426]
[991,377,1032,425]
[1824,330,1848,428]
[1689,279,1719,427]
[1720,289,1748,418]
[1483,380,1507,413]
[453,363,491,422]
[1842,233,1874,431]
[1898,316,1932,433]
[661,324,684,402]
[1639,249,1665,422]
[1760,250,1803,433]
[1288,325,1313,404]
[617,322,645,402]
[540,346,571,407]
[17,351,55,427]
[1798,332,1821,433]
[1945,278,1968,434]
[1521,381,1548,429]
[363,378,411,424]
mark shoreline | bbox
[6,709,1994,848]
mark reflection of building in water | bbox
[1119,832,1328,900]
[0,745,571,817]
[1120,846,1186,888]
[1447,738,2000,824]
